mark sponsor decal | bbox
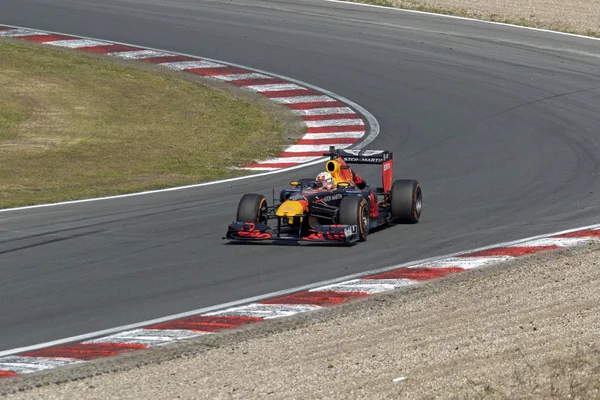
[343,150,385,156]
[322,193,343,202]
[339,149,390,163]
[342,157,382,163]
[344,225,358,236]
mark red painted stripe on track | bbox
[307,125,365,134]
[365,267,465,280]
[297,137,358,145]
[0,370,18,378]
[187,66,248,76]
[260,290,369,305]
[22,343,146,360]
[458,245,558,257]
[147,315,262,332]
[19,34,77,43]
[302,114,362,121]
[554,229,600,238]
[140,55,198,64]
[230,78,288,86]
[285,101,347,110]
[77,44,143,54]
[262,89,317,98]
[244,162,300,169]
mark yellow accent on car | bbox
[276,200,305,217]
[325,159,352,187]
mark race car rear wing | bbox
[323,146,394,193]
[322,146,392,164]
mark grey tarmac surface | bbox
[1,0,600,351]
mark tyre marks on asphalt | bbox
[0,25,366,171]
[3,225,600,378]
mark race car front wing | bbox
[223,221,360,244]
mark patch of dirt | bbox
[373,0,600,35]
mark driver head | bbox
[316,171,334,190]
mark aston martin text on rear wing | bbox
[322,146,392,164]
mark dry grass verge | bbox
[0,38,304,209]
[347,0,600,37]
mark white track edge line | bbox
[323,0,600,42]
[0,23,379,213]
[1,221,599,358]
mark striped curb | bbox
[2,224,600,378]
[0,25,368,171]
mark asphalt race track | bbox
[1,0,600,351]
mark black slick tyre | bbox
[339,195,369,241]
[236,193,268,224]
[390,179,422,223]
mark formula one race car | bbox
[224,146,422,244]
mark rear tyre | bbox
[236,193,268,224]
[390,179,422,223]
[339,196,370,241]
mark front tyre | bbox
[390,179,422,223]
[236,193,268,224]
[339,196,369,242]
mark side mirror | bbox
[290,181,299,187]
[337,182,351,188]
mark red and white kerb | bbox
[2,226,600,378]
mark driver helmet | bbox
[316,171,334,190]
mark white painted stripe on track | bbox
[270,95,337,104]
[0,28,47,37]
[305,119,365,127]
[83,329,208,346]
[0,23,379,213]
[3,222,600,358]
[0,356,82,374]
[158,60,224,70]
[214,73,271,81]
[411,256,513,269]
[303,132,365,139]
[45,39,108,48]
[107,49,173,59]
[313,278,415,294]
[305,115,363,121]
[245,83,305,92]
[511,237,600,247]
[292,107,356,115]
[205,304,321,319]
